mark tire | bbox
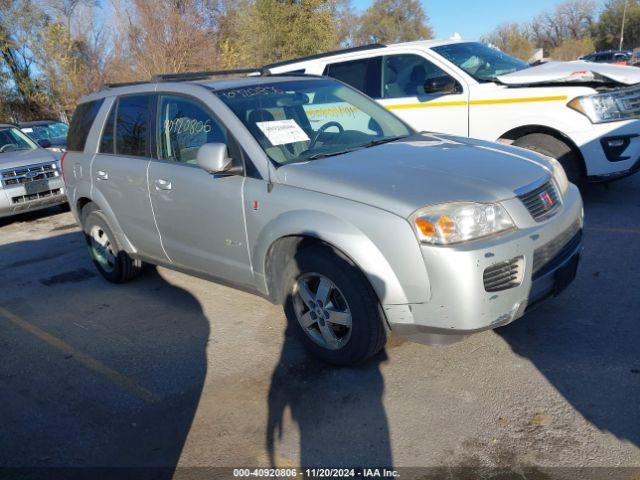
[81,203,142,283]
[282,244,387,365]
[513,133,583,184]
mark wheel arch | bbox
[74,195,135,253]
[498,124,586,176]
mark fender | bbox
[251,208,431,306]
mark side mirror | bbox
[197,143,232,173]
[423,76,460,95]
[38,139,52,149]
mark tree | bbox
[549,37,595,60]
[356,0,433,45]
[529,0,596,49]
[592,0,640,50]
[482,23,536,61]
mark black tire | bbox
[81,203,142,283]
[282,244,387,365]
[513,133,583,184]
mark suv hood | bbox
[498,60,640,86]
[0,148,58,170]
[276,134,551,218]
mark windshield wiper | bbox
[361,135,407,148]
[303,136,408,161]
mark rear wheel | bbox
[282,245,387,365]
[513,133,583,184]
[81,203,142,283]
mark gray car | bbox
[0,124,66,218]
[63,74,583,365]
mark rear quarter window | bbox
[67,99,105,152]
[323,57,382,98]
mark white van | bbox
[265,40,640,183]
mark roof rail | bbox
[102,80,151,89]
[263,43,387,70]
[151,68,262,82]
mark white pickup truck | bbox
[265,40,640,183]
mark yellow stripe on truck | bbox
[385,95,568,110]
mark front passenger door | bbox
[148,94,253,286]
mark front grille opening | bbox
[533,219,582,277]
[518,180,560,222]
[11,188,62,204]
[483,256,524,292]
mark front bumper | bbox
[385,184,583,343]
[571,119,640,181]
[0,178,67,218]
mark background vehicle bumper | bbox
[384,185,583,343]
[0,178,67,218]
[571,119,640,180]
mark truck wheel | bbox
[81,203,142,283]
[513,133,583,184]
[282,245,387,365]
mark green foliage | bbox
[356,0,433,45]
[592,0,640,50]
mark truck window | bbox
[115,95,152,157]
[323,57,382,98]
[382,54,454,98]
[67,99,104,152]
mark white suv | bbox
[266,40,640,183]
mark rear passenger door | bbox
[92,94,166,261]
[323,53,469,136]
[147,94,253,286]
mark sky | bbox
[351,0,603,41]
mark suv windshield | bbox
[433,42,529,83]
[0,127,38,153]
[216,79,412,165]
[21,122,68,142]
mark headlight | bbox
[410,202,515,245]
[568,90,639,123]
[546,155,570,195]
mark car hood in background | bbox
[0,148,58,170]
[498,60,640,86]
[277,134,551,218]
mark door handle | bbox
[96,170,109,181]
[154,178,172,191]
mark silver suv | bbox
[0,124,66,218]
[64,73,583,365]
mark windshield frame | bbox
[431,42,529,83]
[0,126,39,153]
[213,77,415,167]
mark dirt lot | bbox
[0,177,639,477]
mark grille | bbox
[518,180,560,222]
[532,219,582,275]
[483,256,524,292]
[11,188,63,204]
[1,162,59,187]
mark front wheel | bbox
[513,133,583,184]
[282,245,387,365]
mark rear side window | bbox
[323,57,382,98]
[115,95,152,157]
[99,101,117,154]
[67,99,104,152]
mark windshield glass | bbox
[432,42,529,83]
[216,79,412,165]
[0,127,38,153]
[21,122,68,141]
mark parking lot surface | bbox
[1,177,639,476]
